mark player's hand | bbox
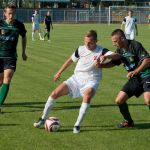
[53,72,61,82]
[22,53,27,61]
[127,70,138,78]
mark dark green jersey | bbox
[0,19,26,58]
[113,40,150,78]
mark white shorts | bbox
[32,23,40,31]
[64,75,100,99]
[125,32,135,40]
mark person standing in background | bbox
[44,11,53,42]
[31,10,44,41]
[121,10,138,40]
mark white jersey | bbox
[122,16,137,34]
[32,14,40,25]
[71,45,113,81]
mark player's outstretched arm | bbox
[21,36,27,61]
[53,58,73,82]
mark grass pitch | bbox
[0,23,150,150]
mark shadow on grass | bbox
[2,102,147,114]
[0,123,19,126]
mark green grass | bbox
[0,23,150,150]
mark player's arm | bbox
[121,18,126,30]
[50,17,53,29]
[19,23,27,61]
[134,18,138,36]
[127,57,150,78]
[54,48,79,81]
[53,58,73,82]
[21,35,27,61]
[135,23,138,36]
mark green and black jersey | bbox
[0,19,26,58]
[113,40,150,78]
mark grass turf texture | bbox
[0,24,150,150]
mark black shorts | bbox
[121,76,150,98]
[45,25,50,32]
[0,58,17,73]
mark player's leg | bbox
[32,24,35,41]
[143,76,150,110]
[0,69,14,107]
[130,32,135,40]
[38,26,44,40]
[0,72,4,112]
[144,92,150,110]
[73,87,95,133]
[115,77,142,128]
[34,83,69,128]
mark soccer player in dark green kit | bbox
[0,4,27,112]
[96,29,150,128]
[43,11,53,42]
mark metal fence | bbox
[0,8,149,24]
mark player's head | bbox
[128,10,133,17]
[47,11,50,16]
[34,9,38,15]
[4,4,16,23]
[111,29,126,49]
[84,30,97,51]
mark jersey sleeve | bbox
[71,48,79,62]
[135,42,150,61]
[102,48,114,56]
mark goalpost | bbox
[108,6,150,25]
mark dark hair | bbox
[111,29,126,38]
[128,10,133,13]
[4,4,16,12]
[85,30,97,41]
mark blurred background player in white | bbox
[121,10,138,40]
[33,30,120,133]
[31,9,43,41]
[44,11,53,42]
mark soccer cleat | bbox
[40,38,44,41]
[33,118,45,128]
[116,120,134,128]
[48,40,51,42]
[73,126,80,133]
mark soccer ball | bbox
[44,117,60,132]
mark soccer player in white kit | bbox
[33,30,120,133]
[31,10,43,41]
[121,10,138,40]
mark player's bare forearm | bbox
[105,53,121,60]
[97,61,116,68]
[53,58,73,81]
[127,58,150,78]
[135,58,150,73]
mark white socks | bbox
[32,32,34,40]
[42,96,56,119]
[38,33,42,39]
[74,102,90,127]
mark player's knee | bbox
[115,98,123,105]
[144,98,150,105]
